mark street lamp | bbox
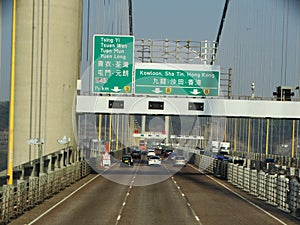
[57,136,71,165]
[57,136,70,145]
[27,138,44,174]
[251,82,255,98]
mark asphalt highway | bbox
[10,160,300,225]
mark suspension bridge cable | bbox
[212,0,230,65]
[280,0,287,85]
[261,0,267,97]
[128,0,133,35]
[284,0,289,86]
[270,0,275,91]
[297,1,300,94]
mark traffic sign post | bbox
[134,63,220,97]
[93,35,134,94]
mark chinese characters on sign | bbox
[93,35,134,93]
[92,36,220,97]
[134,63,220,96]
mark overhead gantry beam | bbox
[76,95,300,119]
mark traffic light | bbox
[273,86,294,101]
[273,86,282,101]
[283,89,294,101]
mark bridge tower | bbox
[11,0,82,167]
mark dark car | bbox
[120,155,133,166]
[164,149,174,157]
[131,150,141,159]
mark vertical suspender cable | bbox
[270,0,275,92]
[261,0,267,97]
[280,0,286,85]
[102,0,105,33]
[292,120,295,157]
[283,0,289,85]
[265,119,269,156]
[116,0,119,33]
[95,0,98,35]
[7,0,17,185]
[128,0,133,35]
[87,0,90,61]
[297,1,300,96]
[247,118,251,154]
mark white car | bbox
[147,149,156,157]
[148,156,161,166]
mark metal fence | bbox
[193,153,300,220]
[0,161,91,224]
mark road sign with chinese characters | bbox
[93,35,134,94]
[134,63,220,96]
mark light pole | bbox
[27,138,44,174]
[58,136,71,165]
[251,82,255,99]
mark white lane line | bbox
[28,174,102,225]
[189,164,288,225]
[115,161,141,225]
[171,177,203,225]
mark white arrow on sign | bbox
[111,86,121,92]
[191,89,200,95]
[152,88,163,94]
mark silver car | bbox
[173,156,187,167]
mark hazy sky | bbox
[1,0,300,100]
[0,0,12,101]
[132,0,223,41]
[132,0,300,98]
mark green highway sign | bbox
[134,63,220,96]
[93,35,134,94]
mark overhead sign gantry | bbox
[92,35,220,97]
[78,35,300,119]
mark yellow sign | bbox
[124,86,131,93]
[203,88,210,95]
[165,87,172,94]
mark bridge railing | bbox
[0,161,90,224]
[180,147,300,220]
[0,146,92,224]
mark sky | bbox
[1,0,300,100]
[132,0,300,98]
[132,0,223,42]
[0,0,12,101]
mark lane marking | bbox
[114,160,141,225]
[28,173,102,225]
[171,176,203,225]
[189,164,288,225]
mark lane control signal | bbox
[148,101,164,110]
[188,102,204,111]
[108,100,124,109]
